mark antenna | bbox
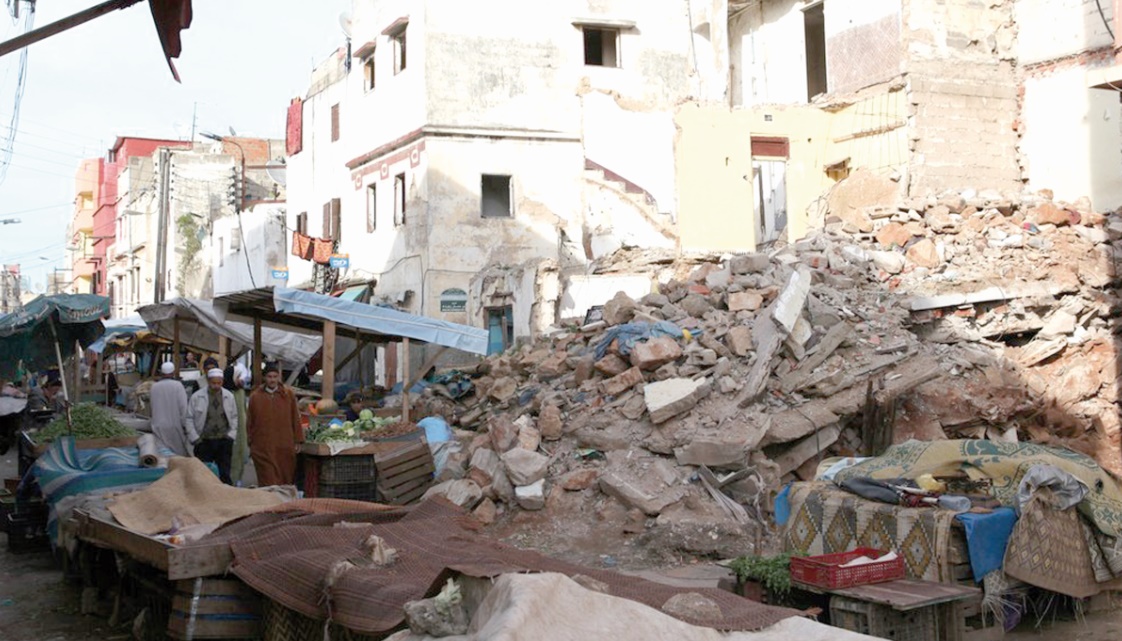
[228,126,238,137]
[265,160,287,187]
[339,12,353,37]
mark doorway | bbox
[486,306,514,355]
[751,136,790,244]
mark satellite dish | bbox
[228,126,238,137]
[339,12,352,37]
[265,160,287,187]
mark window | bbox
[322,198,341,241]
[393,30,407,74]
[440,288,467,313]
[394,173,406,226]
[296,211,307,235]
[363,56,376,92]
[331,104,340,142]
[481,174,513,218]
[231,227,242,251]
[366,183,377,232]
[583,27,619,67]
[218,237,225,267]
[803,2,827,100]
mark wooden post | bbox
[252,318,263,388]
[218,335,228,369]
[172,317,181,377]
[74,340,82,402]
[48,317,70,402]
[322,320,336,403]
[402,338,411,423]
[357,338,365,391]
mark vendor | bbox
[344,392,364,422]
[187,368,238,484]
[247,362,303,486]
[27,378,65,414]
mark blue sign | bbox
[271,269,289,280]
[329,254,350,269]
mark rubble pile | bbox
[418,183,1122,560]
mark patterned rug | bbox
[1004,491,1097,598]
[833,439,1122,538]
[783,482,956,582]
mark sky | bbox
[0,0,351,293]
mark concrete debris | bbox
[422,480,483,510]
[434,181,1122,552]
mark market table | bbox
[795,578,981,641]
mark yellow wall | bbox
[675,87,909,250]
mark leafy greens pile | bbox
[36,404,138,444]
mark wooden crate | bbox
[167,577,262,640]
[375,439,435,505]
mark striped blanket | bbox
[31,437,171,545]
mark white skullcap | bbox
[207,368,224,380]
[160,362,175,375]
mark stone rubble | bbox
[411,180,1122,557]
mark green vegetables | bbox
[36,404,138,444]
[728,553,799,599]
[308,415,401,443]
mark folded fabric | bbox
[956,507,1017,583]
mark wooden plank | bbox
[380,462,435,489]
[402,338,412,423]
[779,322,853,393]
[831,579,979,611]
[252,318,263,387]
[77,510,170,572]
[384,481,431,505]
[403,346,449,394]
[736,307,784,408]
[166,543,234,581]
[377,450,433,478]
[378,474,434,499]
[374,439,429,468]
[773,425,841,476]
[323,320,337,403]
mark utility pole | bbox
[153,147,171,303]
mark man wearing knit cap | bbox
[188,368,239,484]
[247,362,303,486]
[149,361,191,456]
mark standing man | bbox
[149,362,190,456]
[187,369,238,484]
[223,358,251,485]
[246,363,303,486]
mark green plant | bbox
[175,214,203,294]
[37,404,137,443]
[728,553,799,599]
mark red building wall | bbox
[90,137,191,295]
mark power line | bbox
[4,137,89,160]
[0,111,110,146]
[0,123,104,153]
[0,7,34,188]
[0,202,72,216]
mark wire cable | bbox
[1096,0,1115,40]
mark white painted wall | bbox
[730,0,809,106]
[560,274,652,320]
[1015,0,1115,65]
[825,0,900,35]
[1021,67,1122,211]
[212,205,289,296]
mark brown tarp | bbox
[206,499,798,635]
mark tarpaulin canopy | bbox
[87,315,162,355]
[264,287,489,355]
[0,294,109,379]
[137,298,321,365]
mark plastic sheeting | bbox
[0,294,109,378]
[137,298,321,365]
[269,288,490,356]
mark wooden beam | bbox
[76,510,170,572]
[218,335,228,369]
[402,338,411,423]
[172,317,181,378]
[0,0,143,59]
[252,317,263,387]
[167,542,234,581]
[334,343,363,374]
[402,346,449,394]
[322,320,336,402]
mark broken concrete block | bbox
[603,291,638,326]
[472,497,497,525]
[662,593,723,623]
[603,366,645,396]
[488,377,518,403]
[775,426,841,477]
[641,293,670,307]
[594,354,629,377]
[1029,202,1075,227]
[905,238,941,269]
[925,205,956,231]
[876,222,914,248]
[644,378,711,424]
[629,336,683,371]
[501,448,550,486]
[705,268,732,289]
[1040,309,1078,338]
[598,470,686,516]
[730,253,770,274]
[422,479,483,509]
[869,250,906,274]
[717,376,740,394]
[772,267,812,335]
[725,325,754,357]
[514,480,546,510]
[674,439,745,468]
[487,415,519,452]
[678,293,712,318]
[538,403,563,441]
[559,468,599,491]
[727,291,764,312]
[572,355,595,385]
[652,362,679,381]
[536,354,569,380]
[517,424,541,451]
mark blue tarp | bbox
[88,316,148,354]
[594,321,687,360]
[272,288,490,356]
[955,507,1018,583]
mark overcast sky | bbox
[0,0,350,292]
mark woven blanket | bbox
[32,436,170,545]
[783,482,956,582]
[216,498,799,634]
[833,439,1122,538]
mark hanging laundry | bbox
[291,231,313,260]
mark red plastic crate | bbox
[790,547,904,590]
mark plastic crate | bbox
[0,493,44,535]
[315,480,378,502]
[830,595,938,641]
[319,455,377,484]
[7,508,49,553]
[790,547,904,590]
